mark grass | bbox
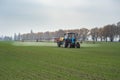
[0,41,120,80]
[12,42,57,46]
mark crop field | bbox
[0,41,120,80]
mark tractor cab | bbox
[64,32,77,40]
[57,32,80,48]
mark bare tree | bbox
[103,25,109,42]
[117,22,120,42]
[98,28,104,41]
[44,31,50,40]
[57,29,65,37]
[79,28,89,41]
[14,33,17,41]
[103,24,117,42]
[90,27,99,43]
[109,24,117,42]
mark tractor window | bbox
[68,34,72,39]
[72,34,75,38]
[64,33,76,39]
[64,34,68,39]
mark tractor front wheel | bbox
[76,42,80,48]
[57,42,61,47]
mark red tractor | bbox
[57,32,80,48]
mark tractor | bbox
[57,32,80,48]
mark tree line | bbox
[15,21,120,42]
[90,22,120,42]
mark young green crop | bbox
[0,41,120,80]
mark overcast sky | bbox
[0,0,120,36]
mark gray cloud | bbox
[0,0,120,36]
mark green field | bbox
[0,41,120,80]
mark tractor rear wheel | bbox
[65,42,68,48]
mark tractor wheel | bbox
[65,42,68,48]
[73,43,75,48]
[57,42,61,47]
[76,42,80,48]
